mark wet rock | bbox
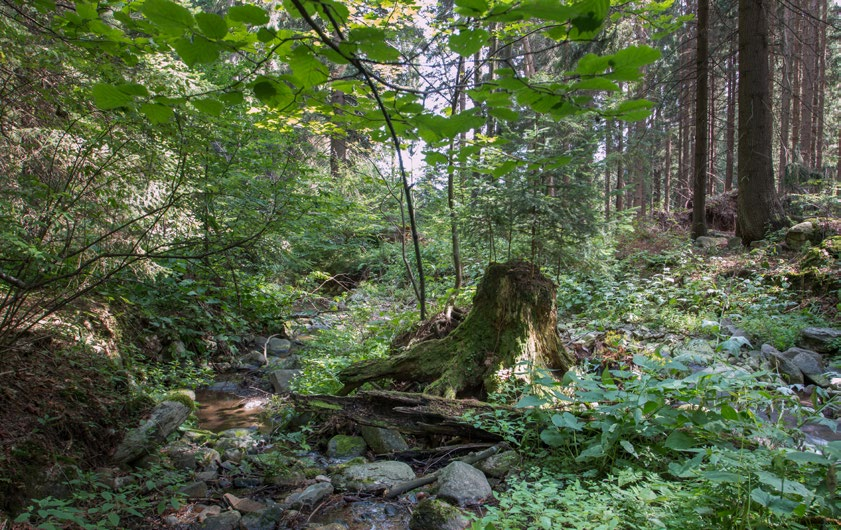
[267,355,300,370]
[269,369,301,393]
[240,504,284,530]
[242,350,269,366]
[284,482,334,509]
[206,381,241,393]
[327,435,367,459]
[762,344,804,386]
[786,221,816,249]
[223,492,266,513]
[475,450,519,478]
[165,443,219,470]
[200,510,241,530]
[215,428,260,454]
[360,426,409,454]
[179,480,208,499]
[196,470,217,482]
[113,401,191,465]
[332,461,415,493]
[784,347,827,386]
[233,477,263,488]
[410,499,469,530]
[436,461,492,506]
[256,336,292,356]
[222,448,244,464]
[801,327,841,354]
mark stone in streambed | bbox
[410,499,469,530]
[332,461,415,493]
[326,435,367,459]
[436,461,492,506]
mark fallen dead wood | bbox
[290,390,523,442]
[384,443,506,498]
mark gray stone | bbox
[240,505,284,530]
[475,450,519,478]
[196,470,217,481]
[359,427,409,454]
[233,477,263,488]
[223,448,243,464]
[801,327,841,354]
[269,369,301,393]
[284,482,334,509]
[694,236,728,249]
[410,499,469,530]
[113,401,191,465]
[332,461,415,493]
[327,435,367,459]
[727,237,743,249]
[763,346,805,386]
[784,347,828,387]
[266,337,292,356]
[786,221,816,249]
[200,510,241,530]
[165,444,220,470]
[179,481,208,499]
[242,350,269,366]
[436,461,492,506]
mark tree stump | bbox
[338,260,574,398]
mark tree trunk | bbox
[664,131,672,212]
[616,121,624,212]
[338,260,574,398]
[725,51,736,192]
[605,119,612,220]
[692,0,709,239]
[737,0,786,244]
[777,3,790,192]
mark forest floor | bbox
[3,223,841,529]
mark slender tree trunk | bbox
[329,88,347,179]
[800,0,817,168]
[737,0,786,244]
[707,64,716,197]
[725,51,736,192]
[664,131,672,212]
[815,0,827,170]
[791,6,802,164]
[777,2,791,192]
[616,121,624,212]
[692,0,709,239]
[605,119,612,220]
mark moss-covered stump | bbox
[338,260,574,398]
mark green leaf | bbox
[515,394,547,408]
[92,83,132,109]
[227,5,269,25]
[256,27,275,43]
[551,412,583,431]
[107,512,120,526]
[570,78,619,91]
[540,428,566,448]
[75,1,97,19]
[191,98,224,116]
[140,103,174,124]
[783,451,830,465]
[172,37,219,67]
[664,430,696,451]
[702,471,741,483]
[449,28,489,57]
[620,440,637,457]
[252,77,294,109]
[219,91,244,105]
[289,46,329,88]
[454,0,489,14]
[141,0,194,33]
[515,0,573,22]
[117,83,148,97]
[195,12,227,39]
[424,152,449,165]
[720,403,739,421]
[488,107,520,121]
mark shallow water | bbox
[307,500,412,530]
[194,388,269,432]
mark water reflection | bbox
[195,388,269,432]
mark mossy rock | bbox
[161,390,197,411]
[821,236,841,259]
[326,435,367,459]
[410,499,469,530]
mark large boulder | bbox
[784,347,828,387]
[694,236,728,250]
[326,435,367,459]
[332,461,415,493]
[475,450,520,478]
[800,327,841,354]
[436,461,492,506]
[200,510,241,530]
[786,221,817,249]
[762,344,804,386]
[359,426,409,454]
[113,401,191,465]
[269,369,301,393]
[410,499,469,530]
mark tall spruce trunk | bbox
[736,0,785,244]
[692,0,709,239]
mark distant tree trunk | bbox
[777,3,791,192]
[664,131,672,212]
[815,0,827,170]
[692,0,709,239]
[329,88,347,179]
[338,261,575,398]
[737,0,786,244]
[791,6,802,164]
[605,120,612,220]
[799,0,817,168]
[725,51,736,192]
[707,64,716,197]
[616,121,624,212]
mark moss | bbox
[821,236,841,258]
[410,499,468,530]
[161,391,197,411]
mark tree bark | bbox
[605,119,612,220]
[338,261,574,398]
[737,0,786,244]
[692,0,709,239]
[725,51,736,192]
[664,130,672,212]
[616,120,624,212]
[777,3,791,192]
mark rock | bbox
[233,477,263,488]
[265,337,292,356]
[762,345,805,386]
[240,505,284,530]
[180,481,208,499]
[784,347,828,387]
[267,355,300,370]
[327,435,367,459]
[215,428,259,455]
[332,461,415,493]
[269,369,301,393]
[786,221,816,249]
[113,401,191,465]
[165,444,220,470]
[801,327,841,354]
[196,504,222,522]
[694,236,728,249]
[196,470,217,481]
[222,493,266,513]
[436,461,492,506]
[410,499,469,530]
[242,350,269,366]
[284,482,334,509]
[727,237,743,249]
[200,510,241,530]
[822,236,841,258]
[475,450,519,478]
[359,426,409,454]
[222,448,243,464]
[206,381,241,393]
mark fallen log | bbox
[290,390,523,442]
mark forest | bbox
[0,0,840,528]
